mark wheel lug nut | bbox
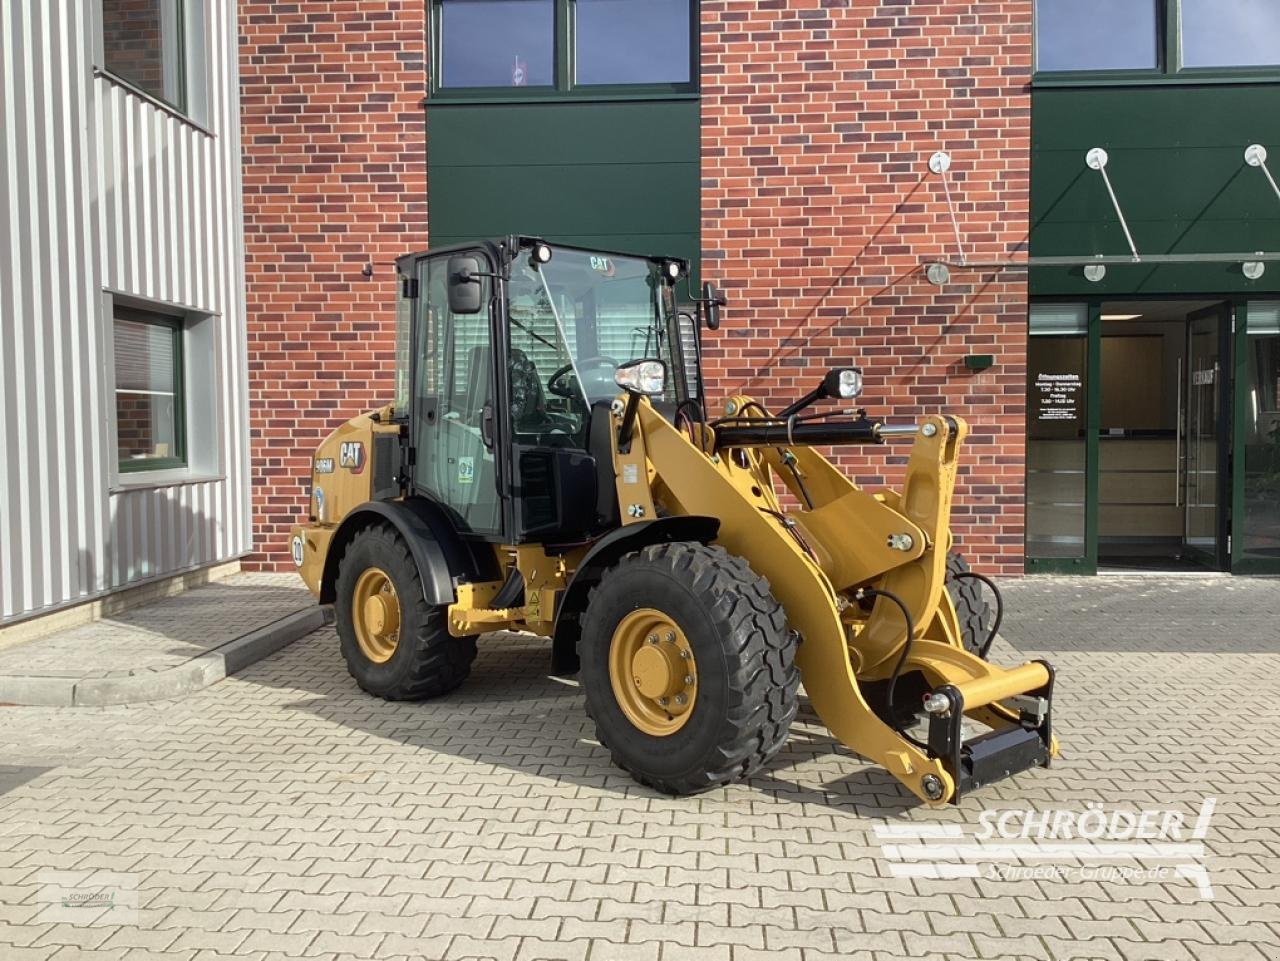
[684,675,694,685]
[674,693,688,706]
[657,697,669,706]
[647,634,659,645]
[680,650,691,660]
[665,631,676,642]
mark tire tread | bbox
[945,550,992,657]
[579,542,800,795]
[336,523,477,701]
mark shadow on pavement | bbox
[258,628,927,816]
[0,764,54,797]
[237,573,1280,815]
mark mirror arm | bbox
[457,268,501,284]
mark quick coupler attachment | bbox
[923,660,1056,803]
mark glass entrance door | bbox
[1234,303,1280,573]
[1025,304,1097,573]
[1182,305,1230,568]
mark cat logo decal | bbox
[339,441,366,474]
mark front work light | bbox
[533,243,553,265]
[823,367,864,400]
[663,259,685,282]
[615,359,667,397]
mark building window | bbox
[439,0,555,89]
[114,305,185,473]
[431,0,696,96]
[100,0,186,110]
[576,0,691,86]
[1181,0,1280,69]
[1034,0,1160,73]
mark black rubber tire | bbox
[945,550,993,657]
[335,522,477,700]
[578,542,800,795]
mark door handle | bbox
[1175,356,1182,508]
[480,403,495,449]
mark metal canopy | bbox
[923,147,1280,285]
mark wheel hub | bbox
[631,644,682,699]
[608,608,697,736]
[363,593,398,637]
[352,567,400,664]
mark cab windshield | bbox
[506,245,683,445]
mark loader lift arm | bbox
[609,397,1056,806]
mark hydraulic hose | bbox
[951,570,1005,660]
[856,586,929,752]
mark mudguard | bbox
[550,515,721,674]
[319,497,501,606]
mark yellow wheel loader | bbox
[290,236,1057,806]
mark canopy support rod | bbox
[1085,148,1140,261]
[1246,144,1280,207]
[927,152,969,266]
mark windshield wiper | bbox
[535,269,589,400]
[509,312,560,354]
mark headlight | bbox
[532,243,553,265]
[614,359,667,396]
[663,259,685,282]
[823,367,864,400]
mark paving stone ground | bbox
[0,574,310,678]
[0,574,1277,960]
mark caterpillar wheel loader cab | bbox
[291,235,1058,806]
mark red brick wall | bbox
[240,2,427,569]
[239,1,1030,573]
[700,1,1032,574]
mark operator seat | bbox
[509,348,547,432]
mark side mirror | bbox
[701,281,726,331]
[447,255,485,315]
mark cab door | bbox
[411,251,504,537]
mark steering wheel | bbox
[548,356,618,399]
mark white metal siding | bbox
[0,0,248,622]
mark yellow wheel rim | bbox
[352,567,400,664]
[608,608,697,736]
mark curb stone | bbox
[0,606,333,707]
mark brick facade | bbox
[240,1,1031,573]
[239,1,427,568]
[700,1,1032,574]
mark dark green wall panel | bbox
[427,100,700,272]
[1031,84,1280,296]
